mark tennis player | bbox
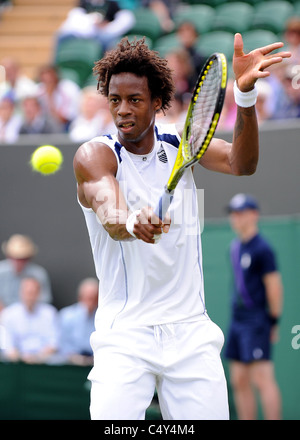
[73,34,290,420]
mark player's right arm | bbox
[74,140,132,241]
[73,141,165,243]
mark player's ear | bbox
[154,97,162,112]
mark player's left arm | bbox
[199,33,291,176]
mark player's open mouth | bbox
[119,122,134,128]
[119,122,135,133]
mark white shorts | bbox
[88,318,229,420]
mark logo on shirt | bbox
[241,253,251,269]
[157,144,168,163]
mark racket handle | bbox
[154,189,174,220]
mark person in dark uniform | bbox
[225,193,283,420]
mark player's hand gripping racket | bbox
[154,52,227,220]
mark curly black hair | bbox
[93,37,175,112]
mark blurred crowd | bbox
[0,0,299,144]
[0,233,98,366]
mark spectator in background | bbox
[58,277,98,365]
[56,0,135,52]
[283,16,300,65]
[19,95,64,135]
[271,64,300,120]
[156,92,186,125]
[36,65,81,131]
[142,0,176,33]
[218,78,236,131]
[0,234,52,310]
[255,80,273,125]
[0,277,58,363]
[165,48,196,96]
[0,56,37,103]
[69,86,115,142]
[176,21,206,76]
[225,194,283,420]
[0,93,21,143]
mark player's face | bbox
[108,72,162,152]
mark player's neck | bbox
[118,124,156,155]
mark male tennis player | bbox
[225,193,283,420]
[73,34,290,420]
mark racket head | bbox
[166,52,227,192]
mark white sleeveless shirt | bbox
[79,123,206,329]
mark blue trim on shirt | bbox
[110,242,128,328]
[114,141,123,163]
[155,126,180,149]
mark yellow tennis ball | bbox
[30,145,63,175]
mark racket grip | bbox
[154,189,174,220]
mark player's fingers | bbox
[261,57,282,69]
[162,224,170,233]
[259,57,283,71]
[134,223,158,243]
[162,212,171,233]
[265,51,291,60]
[259,41,284,55]
[255,68,273,79]
[233,33,244,57]
[140,206,162,226]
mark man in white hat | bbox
[0,234,52,310]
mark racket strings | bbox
[189,61,221,158]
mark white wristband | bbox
[126,210,141,238]
[233,81,258,108]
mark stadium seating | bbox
[242,29,279,53]
[196,31,235,60]
[293,0,300,15]
[126,8,163,43]
[173,4,215,35]
[0,0,76,80]
[211,2,254,33]
[251,1,294,34]
[154,33,180,58]
[183,0,227,6]
[55,37,102,88]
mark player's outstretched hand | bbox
[233,32,291,92]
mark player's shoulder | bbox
[155,123,181,148]
[155,122,179,136]
[73,135,118,181]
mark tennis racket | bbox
[154,52,227,220]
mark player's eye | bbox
[109,97,119,104]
